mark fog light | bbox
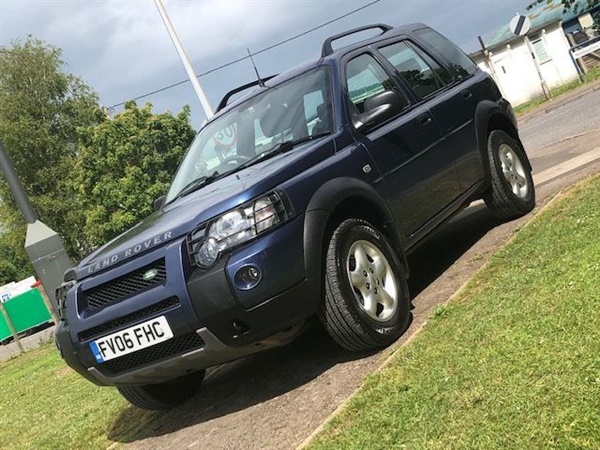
[234,265,262,290]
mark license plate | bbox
[89,316,173,363]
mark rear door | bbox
[343,50,461,237]
[412,28,485,191]
[376,38,480,191]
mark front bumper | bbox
[55,276,316,386]
[56,217,320,386]
[87,325,302,386]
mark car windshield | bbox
[165,66,333,203]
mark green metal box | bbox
[0,289,52,341]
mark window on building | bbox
[531,37,551,63]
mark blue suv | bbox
[55,23,535,410]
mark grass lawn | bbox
[0,345,158,449]
[308,173,600,449]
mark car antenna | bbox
[247,48,265,87]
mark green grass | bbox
[514,66,600,116]
[309,174,600,450]
[0,345,158,449]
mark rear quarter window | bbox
[415,28,478,78]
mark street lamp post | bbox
[153,0,213,120]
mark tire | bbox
[319,219,411,351]
[117,369,205,410]
[484,129,535,220]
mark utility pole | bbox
[154,0,213,120]
[524,35,551,100]
[477,36,507,98]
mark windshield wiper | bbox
[233,132,331,173]
[171,171,221,201]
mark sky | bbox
[0,0,535,126]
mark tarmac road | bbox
[519,82,600,174]
[3,83,598,450]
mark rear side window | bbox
[346,53,401,113]
[415,28,478,78]
[379,41,450,99]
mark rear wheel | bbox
[484,130,535,220]
[319,219,411,351]
[117,370,205,410]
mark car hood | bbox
[75,137,334,280]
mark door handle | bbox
[417,113,432,126]
[462,89,473,100]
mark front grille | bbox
[100,332,205,374]
[78,297,180,342]
[84,259,167,310]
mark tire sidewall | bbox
[329,220,408,338]
[488,130,534,206]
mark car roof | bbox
[212,22,428,117]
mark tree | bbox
[0,37,104,261]
[0,234,31,285]
[527,0,599,11]
[75,101,195,247]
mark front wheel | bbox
[484,129,535,220]
[117,369,205,410]
[319,219,411,352]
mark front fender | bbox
[303,177,409,291]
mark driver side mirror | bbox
[154,195,166,212]
[355,90,408,133]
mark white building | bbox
[470,0,600,106]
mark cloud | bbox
[1,0,531,123]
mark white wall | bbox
[474,23,579,106]
[538,26,580,88]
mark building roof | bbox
[484,0,595,48]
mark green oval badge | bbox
[142,268,159,281]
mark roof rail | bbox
[216,75,277,112]
[321,23,393,57]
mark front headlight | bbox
[188,191,292,268]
